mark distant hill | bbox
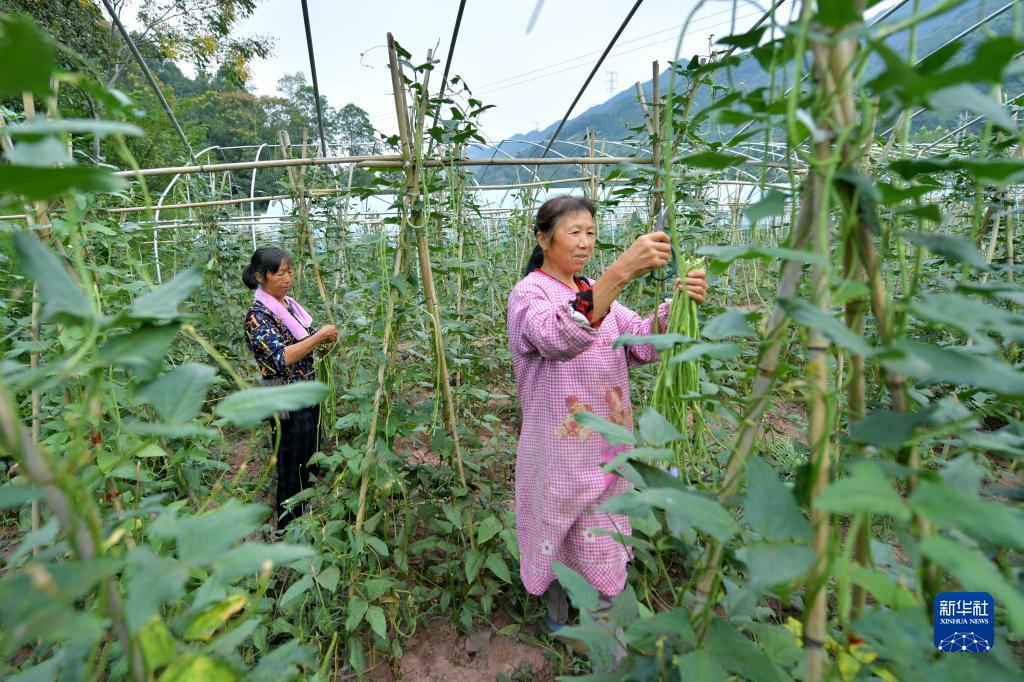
[471,0,1020,182]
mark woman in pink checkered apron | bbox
[507,195,707,634]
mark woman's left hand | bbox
[675,269,708,304]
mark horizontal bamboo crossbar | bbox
[101,175,603,215]
[112,154,651,178]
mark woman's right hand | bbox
[613,232,673,280]
[317,325,338,345]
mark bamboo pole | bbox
[112,153,798,178]
[280,131,335,326]
[391,38,472,501]
[634,81,655,136]
[802,5,861,676]
[651,61,662,217]
[842,245,871,620]
[690,181,816,627]
[0,174,787,222]
[803,143,835,682]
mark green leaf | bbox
[3,137,74,167]
[347,636,366,676]
[736,542,817,589]
[704,619,788,682]
[627,488,739,542]
[910,292,1024,343]
[623,607,696,650]
[929,85,1016,132]
[464,548,484,583]
[880,340,1024,398]
[150,500,268,565]
[0,166,126,201]
[134,443,167,458]
[13,231,92,324]
[157,654,238,682]
[0,483,41,511]
[637,407,684,445]
[899,231,988,269]
[7,118,143,138]
[678,151,747,169]
[612,332,690,351]
[743,190,788,226]
[248,640,312,682]
[849,409,931,448]
[366,605,387,639]
[716,25,767,49]
[672,650,727,681]
[125,547,188,634]
[315,565,340,593]
[136,363,216,424]
[130,266,203,320]
[848,567,921,609]
[920,536,1024,634]
[484,552,512,582]
[702,308,756,340]
[279,575,312,609]
[574,411,635,446]
[345,597,369,632]
[910,479,1024,551]
[744,457,811,542]
[890,158,1024,186]
[668,342,741,364]
[815,2,861,28]
[98,324,181,381]
[778,297,873,356]
[215,382,329,427]
[551,561,599,612]
[139,615,177,672]
[813,461,910,521]
[476,514,503,546]
[211,543,314,580]
[697,244,826,276]
[0,15,55,97]
[183,595,247,641]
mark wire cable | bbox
[100,0,197,163]
[537,0,645,159]
[300,0,329,157]
[428,0,468,156]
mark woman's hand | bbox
[675,269,708,304]
[613,232,673,280]
[317,324,338,345]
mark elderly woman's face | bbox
[257,259,293,300]
[540,209,596,276]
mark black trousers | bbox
[269,404,320,528]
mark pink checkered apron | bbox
[508,272,669,596]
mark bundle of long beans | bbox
[317,343,338,439]
[650,255,708,484]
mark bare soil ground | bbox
[366,612,557,682]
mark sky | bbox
[229,0,798,143]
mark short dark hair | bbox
[522,195,596,276]
[242,246,292,290]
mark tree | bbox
[265,73,377,154]
[102,0,274,88]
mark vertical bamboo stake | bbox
[332,164,357,306]
[842,245,871,620]
[651,61,662,217]
[691,185,815,627]
[386,35,473,544]
[801,5,863,676]
[802,145,834,682]
[280,131,335,326]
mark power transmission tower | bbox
[606,71,618,97]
